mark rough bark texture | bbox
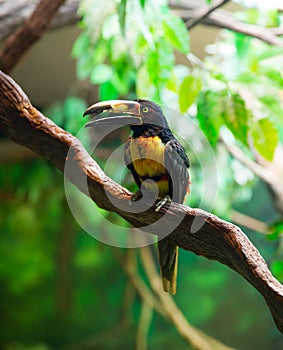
[0,0,80,42]
[0,70,283,333]
[0,0,67,73]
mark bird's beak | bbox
[83,100,142,127]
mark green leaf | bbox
[234,33,250,59]
[91,40,108,65]
[117,0,127,35]
[264,70,283,88]
[72,32,90,58]
[196,91,224,146]
[250,118,279,161]
[136,65,156,99]
[179,75,202,113]
[162,13,190,54]
[223,93,249,145]
[99,81,119,100]
[267,221,283,240]
[146,39,174,86]
[64,97,87,132]
[90,64,113,85]
[76,54,93,80]
[271,260,283,282]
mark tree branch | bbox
[221,137,283,215]
[118,248,233,350]
[186,0,230,30]
[139,247,235,350]
[0,0,80,42]
[0,70,283,334]
[170,1,283,46]
[0,0,67,73]
[230,210,269,235]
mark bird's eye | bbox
[143,107,149,113]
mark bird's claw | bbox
[155,195,171,212]
[129,189,143,205]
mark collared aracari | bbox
[84,99,190,294]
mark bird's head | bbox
[83,99,168,130]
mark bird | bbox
[83,99,190,294]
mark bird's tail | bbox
[157,240,178,295]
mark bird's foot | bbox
[155,195,171,212]
[129,189,143,204]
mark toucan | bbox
[84,99,190,294]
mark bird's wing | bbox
[164,139,190,204]
[124,137,142,188]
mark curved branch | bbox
[0,0,80,42]
[0,70,283,334]
[0,0,67,73]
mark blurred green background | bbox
[1,0,283,349]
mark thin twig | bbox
[170,1,283,46]
[186,0,230,30]
[139,247,235,350]
[117,246,231,350]
[220,137,269,182]
[231,210,269,235]
[136,301,153,350]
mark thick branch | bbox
[0,0,80,42]
[0,70,283,333]
[0,0,67,73]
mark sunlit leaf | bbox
[234,33,250,59]
[196,91,224,146]
[162,13,190,54]
[146,39,174,85]
[267,221,283,240]
[250,118,279,161]
[179,75,202,113]
[76,54,93,80]
[271,260,283,282]
[223,93,249,145]
[99,81,119,100]
[136,65,156,98]
[72,32,90,57]
[117,0,127,35]
[90,64,113,84]
[264,70,283,88]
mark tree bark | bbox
[0,0,80,42]
[0,0,67,73]
[0,70,283,334]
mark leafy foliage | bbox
[73,0,190,101]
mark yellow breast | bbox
[129,136,166,177]
[129,136,169,197]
